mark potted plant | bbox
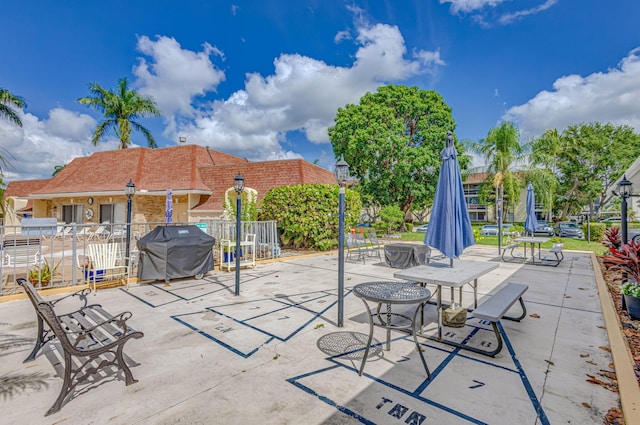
[28,259,59,287]
[621,281,640,319]
[601,239,640,319]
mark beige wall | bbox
[23,194,225,225]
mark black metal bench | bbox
[500,243,521,262]
[17,278,144,416]
[470,282,528,356]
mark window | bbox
[62,204,84,224]
[99,203,125,224]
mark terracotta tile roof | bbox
[193,159,336,211]
[4,178,51,198]
[29,145,246,196]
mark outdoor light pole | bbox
[233,172,245,296]
[618,175,633,245]
[124,180,135,267]
[496,184,503,255]
[335,155,349,327]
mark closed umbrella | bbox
[524,183,538,236]
[165,189,173,223]
[425,131,475,266]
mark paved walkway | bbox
[0,245,621,424]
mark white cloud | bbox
[504,48,640,140]
[440,0,507,14]
[498,0,558,25]
[43,108,96,142]
[3,20,443,180]
[133,35,226,133]
[442,0,557,26]
[0,109,98,181]
[171,22,443,160]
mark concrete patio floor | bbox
[0,245,628,424]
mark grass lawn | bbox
[399,230,607,255]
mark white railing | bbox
[0,220,279,296]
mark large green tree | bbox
[0,88,25,127]
[527,128,562,221]
[474,121,524,218]
[328,84,458,217]
[556,122,640,218]
[78,78,161,149]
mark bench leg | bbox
[24,315,53,363]
[437,323,504,357]
[537,250,564,267]
[117,344,138,386]
[502,297,527,322]
[47,354,74,416]
[437,297,526,357]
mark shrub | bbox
[379,205,404,233]
[258,184,362,251]
[585,222,606,242]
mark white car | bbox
[480,224,515,236]
[414,224,429,233]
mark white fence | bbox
[0,220,279,296]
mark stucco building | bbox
[3,144,336,227]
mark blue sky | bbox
[2,0,640,181]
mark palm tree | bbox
[52,164,66,176]
[78,78,161,149]
[474,122,525,253]
[0,88,25,127]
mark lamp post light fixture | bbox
[334,155,349,327]
[233,172,245,296]
[618,175,633,244]
[124,180,136,267]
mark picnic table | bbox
[393,260,498,340]
[514,236,550,263]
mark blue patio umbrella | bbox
[524,183,538,236]
[425,132,475,265]
[165,189,173,223]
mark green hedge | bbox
[583,222,606,242]
[258,184,362,251]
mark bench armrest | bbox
[50,287,92,307]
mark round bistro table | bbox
[353,281,432,378]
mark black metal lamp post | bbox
[233,172,245,296]
[618,175,633,244]
[124,180,135,267]
[496,185,503,255]
[334,155,349,327]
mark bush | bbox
[379,205,404,233]
[405,222,414,232]
[258,184,362,251]
[583,222,606,242]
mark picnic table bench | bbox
[471,282,528,356]
[500,243,521,262]
[17,278,144,416]
[538,244,564,267]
